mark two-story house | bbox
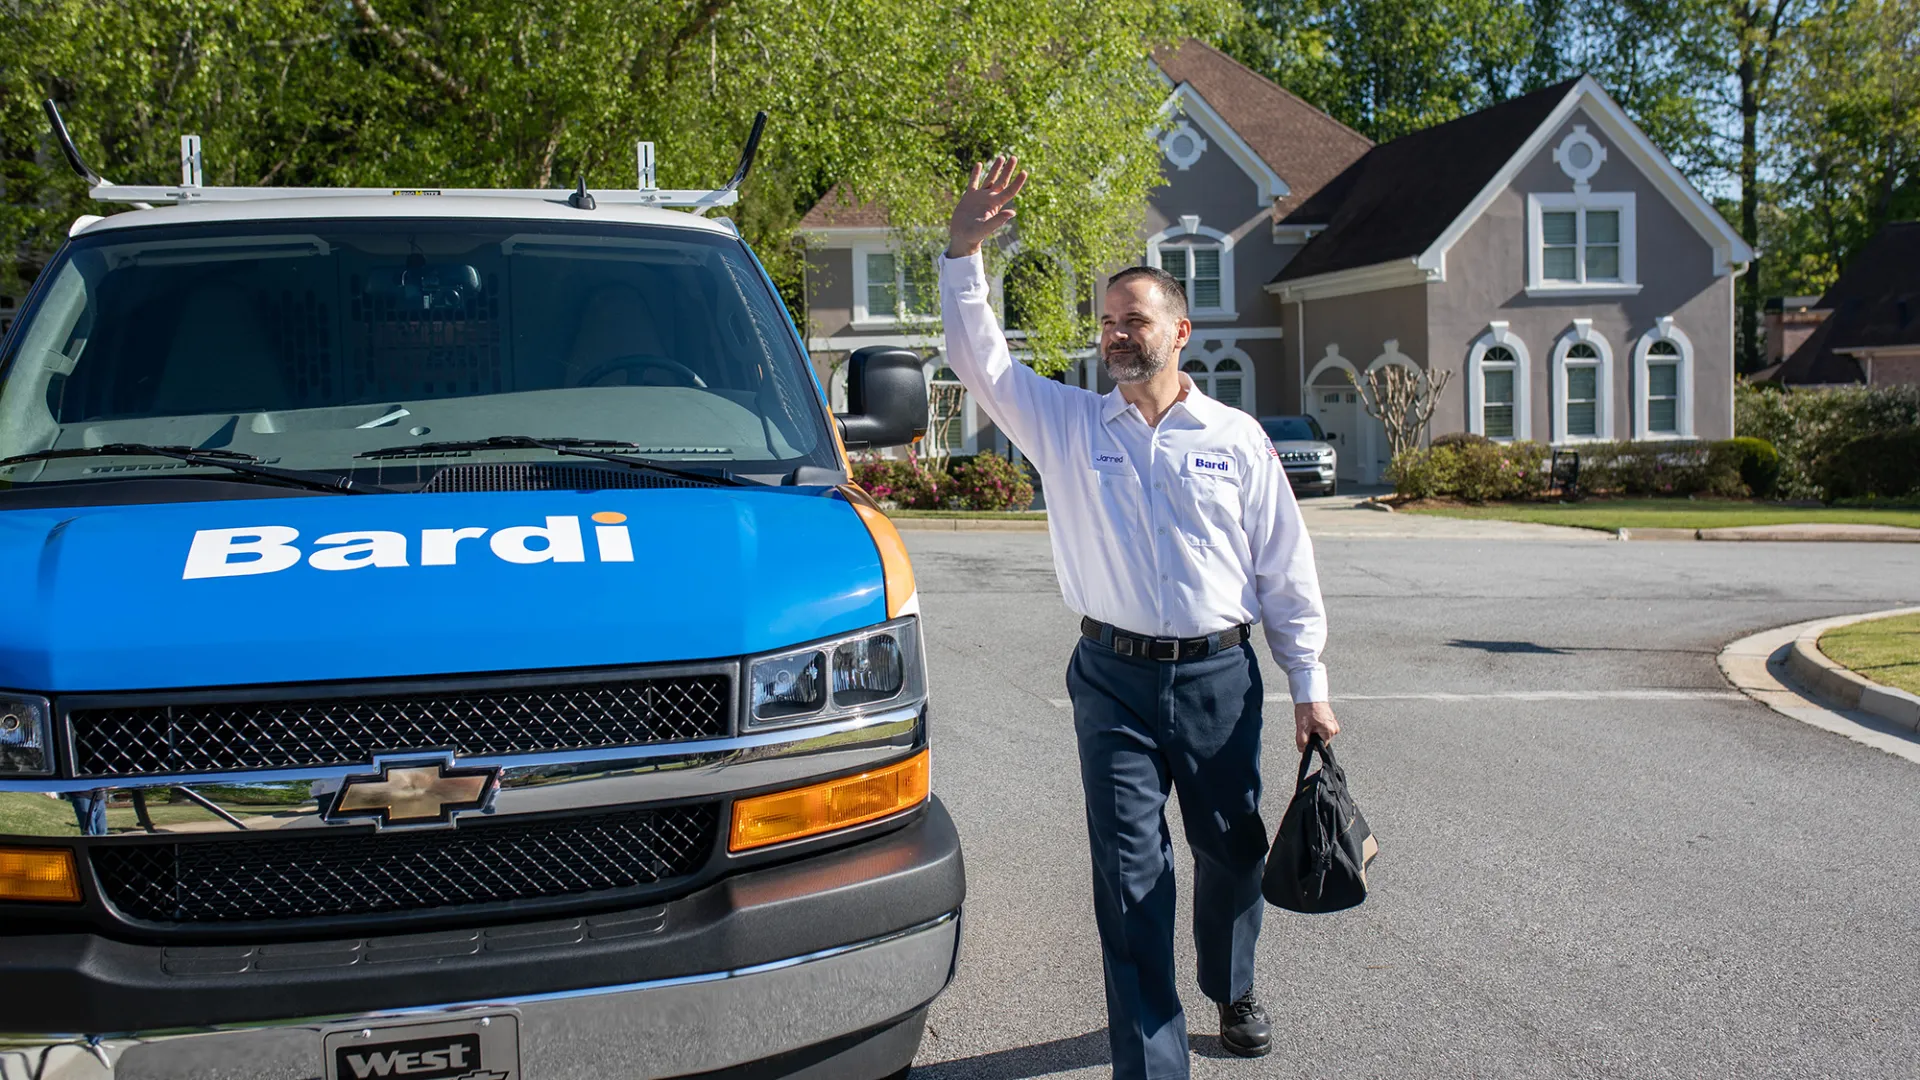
[800,40,1754,485]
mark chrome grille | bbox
[93,804,718,924]
[1279,451,1327,464]
[421,462,713,492]
[68,673,732,778]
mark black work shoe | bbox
[1218,988,1272,1058]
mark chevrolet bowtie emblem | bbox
[326,758,499,827]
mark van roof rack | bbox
[42,101,766,215]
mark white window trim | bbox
[851,244,935,328]
[1179,340,1255,412]
[1466,321,1532,441]
[1526,192,1641,297]
[925,359,977,455]
[1551,319,1615,443]
[1632,317,1695,440]
[1146,215,1237,321]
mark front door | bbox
[1313,387,1365,483]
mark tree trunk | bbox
[1738,42,1761,374]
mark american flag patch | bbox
[1264,437,1280,459]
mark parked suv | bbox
[0,110,961,1080]
[1259,415,1338,496]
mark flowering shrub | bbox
[947,451,1036,511]
[849,452,950,509]
[1388,441,1549,502]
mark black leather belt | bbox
[1080,616,1251,661]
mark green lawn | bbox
[1403,499,1920,532]
[1820,614,1920,697]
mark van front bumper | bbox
[1,798,964,1080]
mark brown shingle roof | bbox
[798,185,889,229]
[1152,39,1374,219]
[1771,221,1920,386]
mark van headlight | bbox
[0,695,53,776]
[747,617,926,729]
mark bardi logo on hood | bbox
[183,512,636,580]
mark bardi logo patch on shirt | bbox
[1185,451,1236,478]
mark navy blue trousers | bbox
[1067,633,1269,1080]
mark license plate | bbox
[323,1013,520,1080]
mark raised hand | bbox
[947,154,1029,259]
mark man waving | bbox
[938,156,1337,1079]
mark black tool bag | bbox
[1262,735,1378,913]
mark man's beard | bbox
[1103,339,1173,385]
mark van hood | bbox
[0,488,886,692]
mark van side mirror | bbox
[836,347,928,450]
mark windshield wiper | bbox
[0,443,391,494]
[356,435,749,486]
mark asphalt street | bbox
[903,528,1920,1080]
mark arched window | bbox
[1551,321,1614,442]
[929,365,968,452]
[1632,319,1694,439]
[1481,347,1518,438]
[1146,215,1236,319]
[1467,323,1531,441]
[1564,343,1600,438]
[1181,346,1254,412]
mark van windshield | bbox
[0,219,834,491]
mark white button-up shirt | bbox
[938,253,1330,702]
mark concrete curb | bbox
[1718,616,1920,766]
[1618,524,1920,542]
[888,517,1050,532]
[1784,607,1920,733]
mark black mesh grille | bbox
[421,462,714,492]
[93,804,718,924]
[69,673,732,778]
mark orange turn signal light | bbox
[730,750,930,852]
[0,846,81,903]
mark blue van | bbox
[0,117,957,1080]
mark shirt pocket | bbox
[1175,462,1242,549]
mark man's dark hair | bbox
[1107,265,1188,321]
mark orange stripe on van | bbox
[843,486,917,619]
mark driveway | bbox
[904,530,1920,1079]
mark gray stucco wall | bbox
[1295,284,1431,384]
[1426,106,1736,441]
[804,246,856,340]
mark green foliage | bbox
[1388,440,1550,502]
[853,449,1035,510]
[1574,440,1748,497]
[852,451,951,510]
[2,0,1231,346]
[1766,0,1920,296]
[1223,0,1540,141]
[1817,426,1920,501]
[1430,431,1491,449]
[946,451,1036,512]
[1736,381,1920,498]
[1722,436,1782,497]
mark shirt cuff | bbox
[1287,664,1330,704]
[938,250,988,296]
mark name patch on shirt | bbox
[1091,450,1129,470]
[1185,451,1237,479]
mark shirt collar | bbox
[1101,372,1216,427]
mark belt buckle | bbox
[1114,636,1136,657]
[1150,638,1180,662]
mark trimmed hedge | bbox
[1388,441,1551,501]
[1574,439,1747,498]
[1736,382,1920,499]
[1723,436,1781,498]
[1817,426,1920,501]
[1391,437,1775,502]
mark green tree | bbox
[1767,0,1920,295]
[1222,0,1541,142]
[3,0,1229,372]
